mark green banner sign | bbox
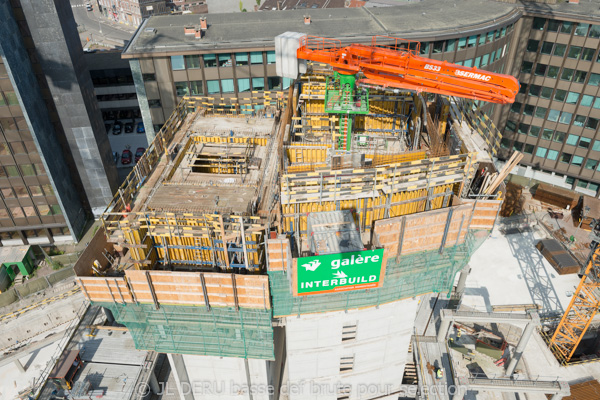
[296,249,385,296]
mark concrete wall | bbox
[283,298,419,400]
[182,354,272,400]
[19,0,118,216]
[0,0,88,240]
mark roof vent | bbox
[143,27,156,35]
[184,25,195,35]
[568,0,579,3]
[304,15,311,24]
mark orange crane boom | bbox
[297,35,519,104]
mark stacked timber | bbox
[533,183,579,210]
[536,239,580,275]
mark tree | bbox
[256,0,261,6]
[239,0,243,11]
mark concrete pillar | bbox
[505,314,539,376]
[167,353,195,400]
[550,394,565,400]
[102,307,115,324]
[455,265,470,296]
[14,359,25,373]
[148,370,160,394]
[437,310,452,342]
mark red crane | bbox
[297,35,519,104]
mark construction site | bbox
[24,33,600,400]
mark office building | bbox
[0,0,118,244]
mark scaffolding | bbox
[101,302,275,360]
[268,230,487,318]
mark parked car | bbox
[121,149,132,165]
[86,4,93,11]
[125,123,133,133]
[136,122,145,134]
[112,151,119,164]
[104,123,111,134]
[112,121,122,135]
[135,147,145,163]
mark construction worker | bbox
[436,367,444,380]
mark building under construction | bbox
[71,39,512,399]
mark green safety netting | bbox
[98,302,274,360]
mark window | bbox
[532,17,546,30]
[433,41,444,53]
[542,128,553,140]
[250,52,263,64]
[560,21,573,34]
[266,51,276,64]
[501,27,507,37]
[189,81,202,95]
[529,125,540,137]
[148,99,161,108]
[252,77,264,90]
[548,20,561,32]
[589,73,600,86]
[528,85,541,97]
[585,159,599,170]
[481,54,489,67]
[496,50,502,61]
[579,137,592,148]
[420,42,430,55]
[519,84,528,94]
[534,107,547,118]
[237,78,250,92]
[527,40,539,52]
[446,39,455,52]
[541,87,553,99]
[582,48,595,61]
[518,123,529,135]
[524,144,535,154]
[268,77,281,90]
[561,68,574,81]
[206,80,220,94]
[553,131,565,143]
[511,102,522,113]
[467,35,477,48]
[221,79,234,93]
[464,59,473,67]
[171,55,185,70]
[458,37,467,50]
[559,112,572,124]
[581,95,594,107]
[486,31,494,43]
[500,138,511,149]
[513,141,524,151]
[524,104,535,116]
[575,23,589,36]
[490,51,496,62]
[590,24,600,38]
[586,118,598,130]
[174,82,189,97]
[342,322,357,342]
[560,153,572,163]
[218,54,231,67]
[142,73,156,82]
[340,355,354,373]
[566,176,576,185]
[474,57,481,68]
[595,98,600,109]
[574,71,587,84]
[594,141,600,151]
[5,92,18,106]
[204,54,217,68]
[547,109,560,122]
[573,115,586,127]
[185,55,200,69]
[547,150,559,161]
[566,92,579,104]
[547,66,559,79]
[283,77,293,90]
[566,134,579,145]
[568,46,582,59]
[535,147,548,158]
[553,44,567,57]
[235,53,248,66]
[572,156,584,166]
[506,120,517,132]
[554,89,567,102]
[540,42,553,55]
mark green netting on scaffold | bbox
[269,230,488,317]
[96,302,275,360]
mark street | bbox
[70,0,137,47]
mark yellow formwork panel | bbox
[286,147,329,164]
[192,136,268,146]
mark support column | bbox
[455,264,470,296]
[167,353,195,400]
[14,359,25,373]
[148,370,160,394]
[550,394,565,400]
[437,309,452,342]
[505,313,540,376]
[102,307,115,324]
